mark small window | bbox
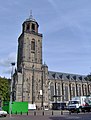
[32,23,35,31]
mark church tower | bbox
[15,13,49,108]
[17,14,42,68]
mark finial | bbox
[26,10,36,22]
[44,61,47,67]
[29,10,33,19]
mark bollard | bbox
[21,111,22,115]
[77,111,78,114]
[16,111,17,114]
[69,111,71,115]
[42,111,44,116]
[34,111,36,116]
[27,111,28,115]
[61,110,63,115]
[52,111,53,115]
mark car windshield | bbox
[69,101,79,104]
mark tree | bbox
[0,77,10,101]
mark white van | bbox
[68,96,91,112]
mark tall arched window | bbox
[65,84,68,101]
[32,23,35,31]
[31,40,35,51]
[72,85,75,97]
[58,85,61,101]
[26,23,30,31]
[79,84,81,96]
[50,85,54,101]
[85,85,87,95]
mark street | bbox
[0,112,91,120]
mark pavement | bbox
[0,111,91,120]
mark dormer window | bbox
[32,23,35,31]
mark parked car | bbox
[0,110,7,117]
[52,102,67,110]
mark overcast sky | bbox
[0,0,91,78]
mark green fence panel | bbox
[2,101,28,114]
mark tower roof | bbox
[25,15,36,22]
[24,11,38,25]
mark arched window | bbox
[72,85,75,97]
[58,85,61,101]
[26,23,30,31]
[50,85,54,101]
[79,84,81,96]
[31,40,35,51]
[65,84,68,101]
[32,23,35,31]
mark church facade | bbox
[14,14,91,109]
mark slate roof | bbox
[48,71,87,82]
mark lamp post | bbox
[22,63,24,102]
[10,62,15,117]
[32,64,34,104]
[41,66,44,110]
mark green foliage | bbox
[0,77,10,101]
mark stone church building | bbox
[14,14,91,109]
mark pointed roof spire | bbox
[43,61,48,67]
[24,11,39,27]
[29,10,33,19]
[25,10,36,22]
